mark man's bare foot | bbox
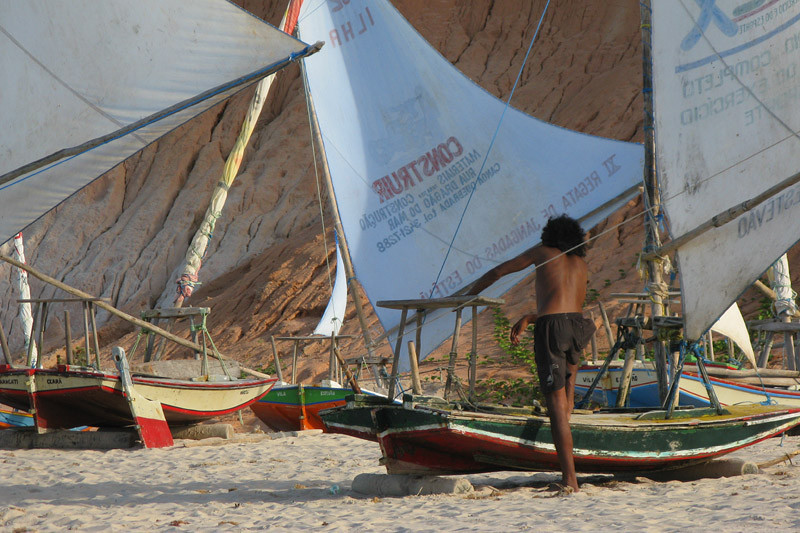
[547,482,578,496]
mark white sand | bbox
[1,431,799,532]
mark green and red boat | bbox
[250,382,390,432]
[320,394,800,475]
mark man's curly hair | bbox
[541,214,586,257]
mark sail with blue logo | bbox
[652,0,800,340]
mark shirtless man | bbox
[468,214,595,492]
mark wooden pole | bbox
[784,331,796,371]
[589,311,598,363]
[89,302,101,369]
[616,343,637,408]
[270,335,284,382]
[387,308,408,400]
[407,341,422,395]
[328,332,336,382]
[82,302,91,366]
[757,332,774,368]
[333,345,362,394]
[640,0,669,402]
[303,79,380,364]
[597,301,615,351]
[64,310,73,366]
[415,312,423,364]
[444,308,463,400]
[469,305,478,401]
[291,340,298,384]
[0,320,11,366]
[37,301,48,369]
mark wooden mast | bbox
[301,65,382,378]
[641,0,669,402]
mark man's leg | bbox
[564,362,578,421]
[545,387,578,492]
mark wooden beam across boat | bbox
[376,296,505,310]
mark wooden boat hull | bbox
[250,383,387,432]
[320,395,800,475]
[577,365,800,408]
[0,365,276,430]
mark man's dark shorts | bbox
[534,313,596,394]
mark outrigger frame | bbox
[576,320,725,418]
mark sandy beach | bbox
[1,429,799,532]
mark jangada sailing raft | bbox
[0,0,321,446]
[292,0,800,474]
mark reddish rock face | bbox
[14,1,769,387]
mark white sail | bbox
[313,244,347,337]
[709,303,756,368]
[297,0,644,369]
[652,1,800,340]
[0,0,315,246]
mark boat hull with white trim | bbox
[0,364,276,430]
[320,394,800,475]
[577,364,800,408]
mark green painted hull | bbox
[321,395,800,475]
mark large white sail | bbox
[652,1,800,340]
[298,0,644,368]
[0,0,315,246]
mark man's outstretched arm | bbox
[464,244,542,295]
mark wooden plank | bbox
[376,296,504,310]
[274,335,358,341]
[749,321,800,332]
[112,347,173,448]
[140,307,210,319]
[17,298,110,303]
